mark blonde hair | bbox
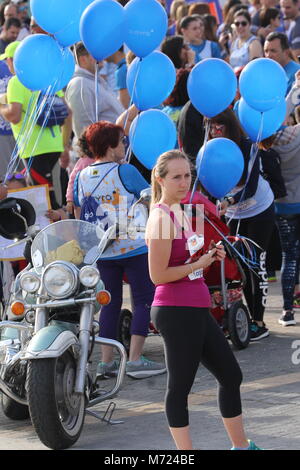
[151,150,191,205]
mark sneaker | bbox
[231,439,263,450]
[250,322,270,341]
[96,360,119,379]
[293,293,300,309]
[267,271,277,282]
[126,355,166,379]
[278,310,296,326]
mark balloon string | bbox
[203,214,260,276]
[189,119,210,203]
[226,111,264,233]
[95,61,99,122]
[3,92,39,183]
[5,79,60,183]
[125,58,142,163]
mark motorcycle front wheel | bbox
[26,351,85,450]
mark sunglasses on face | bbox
[234,21,248,27]
[6,173,26,181]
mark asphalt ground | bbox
[0,276,299,452]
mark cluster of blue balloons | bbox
[188,57,288,199]
[238,58,287,142]
[14,0,93,92]
[80,0,177,169]
[187,58,241,198]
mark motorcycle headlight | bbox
[19,272,40,293]
[42,262,78,299]
[79,266,100,288]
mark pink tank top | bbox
[151,204,211,308]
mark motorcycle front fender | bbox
[22,324,79,360]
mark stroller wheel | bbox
[227,302,251,349]
[117,308,132,354]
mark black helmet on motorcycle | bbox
[0,198,36,240]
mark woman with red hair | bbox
[73,120,166,379]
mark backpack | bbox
[259,148,287,200]
[36,94,69,128]
[79,165,118,224]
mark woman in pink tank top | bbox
[146,150,261,451]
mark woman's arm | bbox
[249,39,263,61]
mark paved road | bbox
[0,278,299,450]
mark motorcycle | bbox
[0,198,127,450]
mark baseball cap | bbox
[0,41,21,61]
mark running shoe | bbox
[278,310,296,326]
[96,360,119,379]
[126,355,166,379]
[250,322,270,341]
[231,439,263,450]
[293,293,300,309]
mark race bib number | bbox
[187,234,204,256]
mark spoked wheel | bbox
[27,351,85,450]
[117,308,132,354]
[227,302,251,350]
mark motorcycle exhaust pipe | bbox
[0,376,27,406]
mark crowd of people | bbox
[0,0,300,450]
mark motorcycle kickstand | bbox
[86,402,124,425]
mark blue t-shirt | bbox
[284,61,300,94]
[0,60,12,136]
[115,58,127,91]
[190,40,222,63]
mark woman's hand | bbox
[66,201,74,214]
[214,242,226,261]
[217,200,229,216]
[194,249,217,270]
[0,184,7,201]
[295,69,300,88]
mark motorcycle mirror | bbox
[139,187,151,201]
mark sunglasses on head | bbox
[234,21,248,27]
[6,173,26,181]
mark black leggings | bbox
[151,306,243,428]
[228,204,275,322]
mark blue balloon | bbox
[129,110,177,169]
[197,138,244,199]
[238,97,286,142]
[14,35,64,91]
[124,0,168,58]
[54,0,93,47]
[80,0,125,61]
[31,0,87,36]
[44,47,75,94]
[187,59,237,118]
[127,52,176,111]
[239,58,287,112]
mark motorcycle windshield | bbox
[31,220,104,269]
